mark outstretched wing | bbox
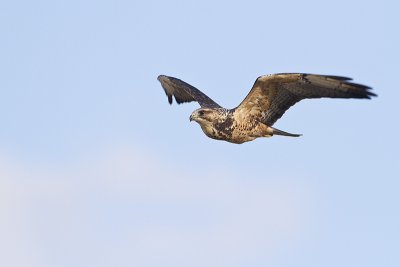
[236,73,376,126]
[158,75,221,108]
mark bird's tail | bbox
[271,127,302,137]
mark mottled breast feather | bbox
[213,111,234,138]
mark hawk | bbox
[158,73,376,144]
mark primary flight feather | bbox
[158,73,376,144]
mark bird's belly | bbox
[200,121,273,144]
[230,123,274,143]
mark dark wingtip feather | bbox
[364,89,378,99]
[347,82,377,99]
[349,89,377,100]
[157,75,169,82]
[325,75,353,81]
[347,82,372,90]
[158,75,174,104]
[329,75,377,99]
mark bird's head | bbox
[189,108,219,125]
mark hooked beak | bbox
[189,114,193,122]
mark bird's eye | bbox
[198,111,204,116]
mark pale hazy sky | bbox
[0,0,399,266]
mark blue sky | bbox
[0,0,399,266]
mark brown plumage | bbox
[158,73,376,144]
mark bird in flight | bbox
[158,73,376,144]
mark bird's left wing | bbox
[235,73,376,126]
[158,75,222,108]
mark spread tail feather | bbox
[272,127,302,137]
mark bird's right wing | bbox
[158,75,222,108]
[236,73,376,126]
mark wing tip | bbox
[308,74,377,99]
[349,90,377,100]
[158,75,174,104]
[366,90,378,99]
[346,82,377,99]
[157,74,165,81]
